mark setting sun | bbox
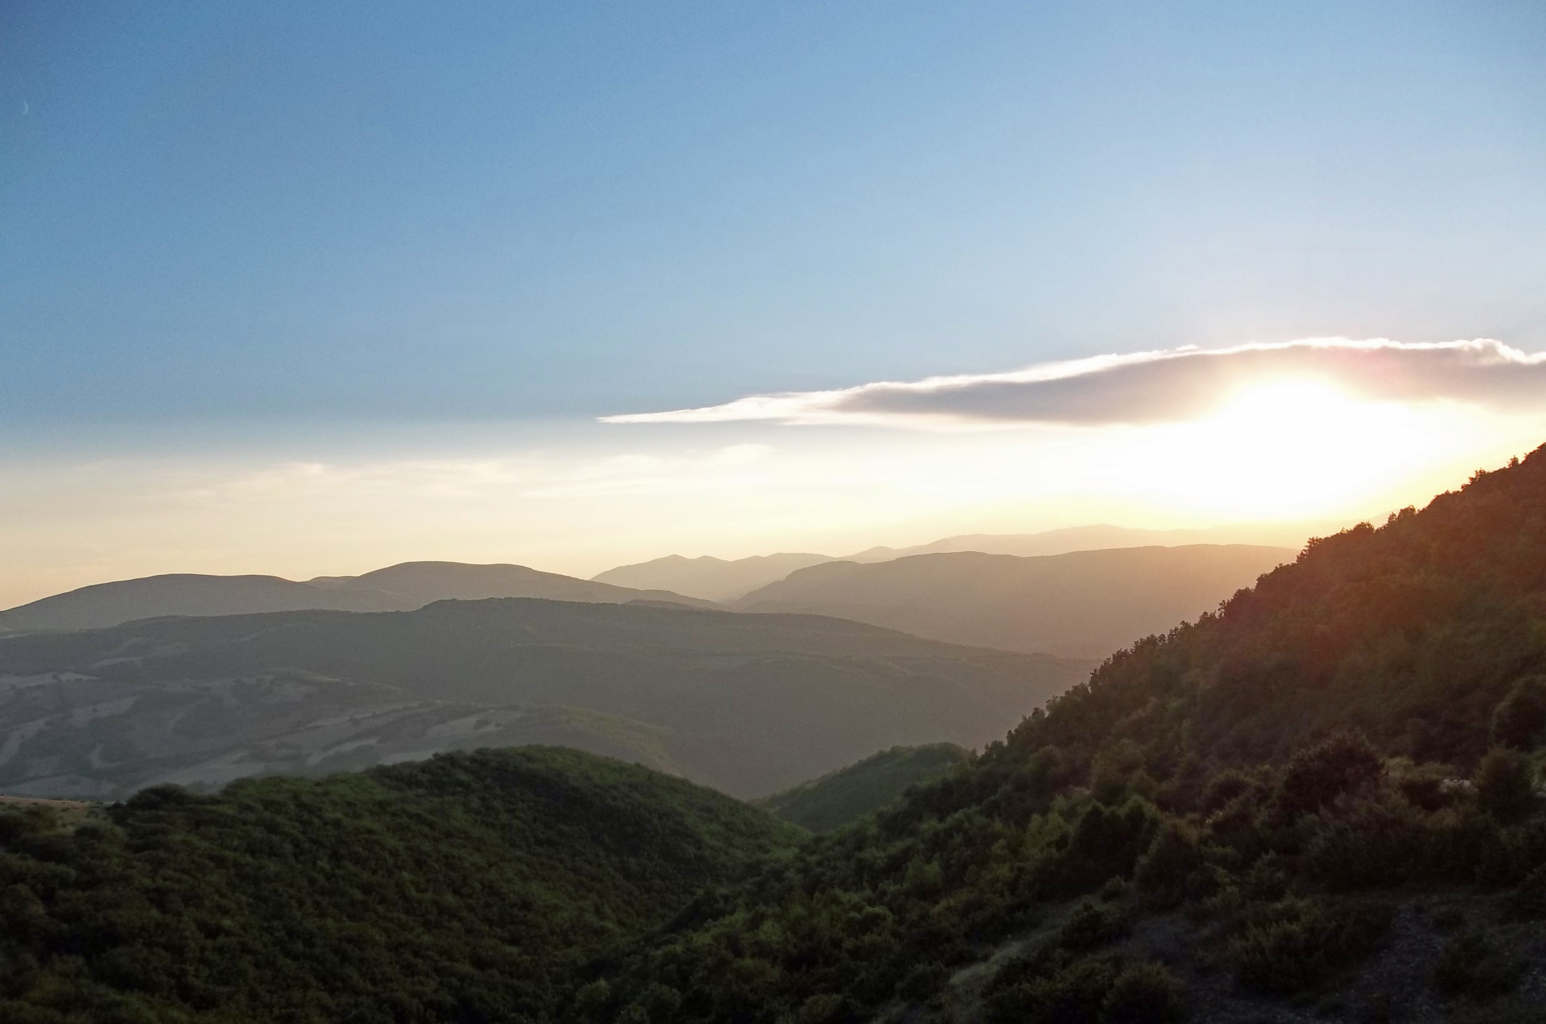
[1095,378,1509,521]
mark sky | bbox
[3,1,1546,606]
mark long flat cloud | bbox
[601,338,1546,428]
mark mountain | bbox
[589,523,1330,602]
[0,560,715,633]
[843,520,1338,562]
[581,445,1546,1023]
[0,574,408,632]
[0,747,803,1023]
[755,742,970,832]
[0,598,1091,799]
[736,543,1295,658]
[592,552,832,602]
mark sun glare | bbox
[1104,379,1472,519]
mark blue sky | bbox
[6,1,1544,424]
[2,2,1545,600]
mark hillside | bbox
[593,552,832,602]
[756,742,970,832]
[0,598,1090,799]
[577,445,1546,1023]
[0,560,713,633]
[737,544,1294,657]
[0,747,803,1023]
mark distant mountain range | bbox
[0,597,1090,799]
[592,552,833,603]
[593,520,1333,600]
[0,560,714,633]
[734,543,1295,658]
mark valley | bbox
[0,599,1090,799]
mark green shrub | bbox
[795,992,857,1024]
[1133,821,1207,906]
[1202,793,1268,863]
[1474,748,1536,821]
[623,983,682,1024]
[1056,900,1131,954]
[1229,898,1390,994]
[1389,759,1460,811]
[1099,961,1186,1024]
[1053,800,1160,891]
[986,957,1116,1024]
[1491,675,1546,750]
[1508,864,1546,919]
[1432,931,1524,999]
[1098,876,1132,903]
[904,856,945,896]
[1276,732,1385,819]
[895,961,949,1002]
[1302,792,1428,889]
[1200,769,1253,813]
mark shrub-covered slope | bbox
[756,743,970,833]
[0,747,802,1023]
[580,447,1546,1023]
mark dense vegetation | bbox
[578,446,1546,1023]
[0,748,801,1023]
[756,744,969,832]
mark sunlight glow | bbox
[1105,380,1482,518]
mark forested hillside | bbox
[756,743,970,832]
[580,447,1546,1023]
[0,747,801,1023]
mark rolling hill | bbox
[0,747,803,1023]
[0,560,714,633]
[0,598,1090,799]
[736,543,1295,657]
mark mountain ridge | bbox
[735,543,1295,658]
[590,521,1332,600]
[0,560,716,633]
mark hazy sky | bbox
[3,2,1546,605]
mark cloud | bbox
[601,338,1546,429]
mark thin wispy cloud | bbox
[602,339,1546,429]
